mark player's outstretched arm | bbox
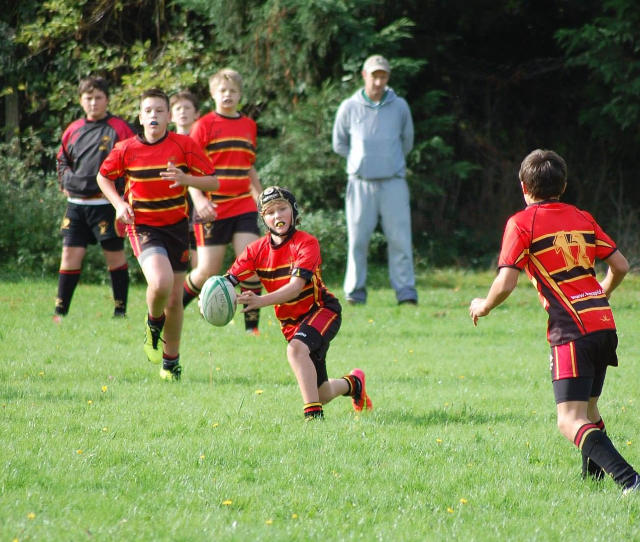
[469,267,520,326]
[237,276,306,312]
[600,250,629,299]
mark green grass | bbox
[2,270,640,541]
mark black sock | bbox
[240,280,262,331]
[304,402,324,420]
[183,273,200,308]
[575,423,638,488]
[148,312,166,331]
[163,353,180,371]
[582,418,606,480]
[342,374,362,399]
[109,264,129,315]
[55,269,81,315]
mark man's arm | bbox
[600,250,629,298]
[401,101,414,157]
[469,267,520,326]
[332,102,350,158]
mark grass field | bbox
[2,270,640,541]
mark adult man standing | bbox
[332,55,417,305]
[55,77,134,320]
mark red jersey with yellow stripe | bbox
[190,112,257,220]
[99,132,215,227]
[228,230,340,341]
[498,200,618,346]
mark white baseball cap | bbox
[362,55,391,74]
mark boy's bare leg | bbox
[287,340,320,404]
[162,271,186,358]
[318,379,349,404]
[141,254,173,318]
[190,244,226,287]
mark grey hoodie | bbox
[332,88,414,180]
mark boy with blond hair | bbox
[224,186,372,420]
[97,88,224,381]
[470,149,639,494]
[183,69,263,335]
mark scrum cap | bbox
[257,186,300,236]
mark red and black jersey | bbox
[190,112,257,220]
[99,131,215,227]
[228,230,340,341]
[499,200,618,346]
[57,113,134,197]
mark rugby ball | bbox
[199,276,237,327]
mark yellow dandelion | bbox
[200,455,205,459]
[436,438,443,444]
[409,349,414,354]
[222,500,233,506]
[459,375,465,379]
[101,386,108,393]
[255,390,264,395]
[87,400,93,405]
[368,319,374,323]
[627,441,632,446]
[38,371,44,376]
[291,513,298,519]
[102,427,108,432]
[460,498,468,504]
[216,367,221,371]
[27,512,36,519]
[213,423,219,428]
[447,508,454,514]
[77,449,83,454]
[622,406,627,412]
[444,403,449,407]
[266,519,273,525]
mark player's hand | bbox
[469,298,489,326]
[237,291,263,312]
[194,200,217,223]
[116,202,135,224]
[160,162,188,188]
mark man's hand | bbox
[469,298,490,327]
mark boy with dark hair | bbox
[169,90,214,267]
[55,76,135,320]
[183,69,263,335]
[470,149,639,494]
[223,186,372,420]
[97,88,223,381]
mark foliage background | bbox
[2,0,640,278]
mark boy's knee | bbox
[287,339,310,361]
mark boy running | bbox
[224,186,372,420]
[169,90,213,268]
[469,149,639,494]
[97,88,222,381]
[183,69,263,335]
[55,76,134,320]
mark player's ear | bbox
[520,182,528,195]
[560,182,567,196]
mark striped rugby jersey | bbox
[228,230,340,341]
[99,131,216,227]
[499,200,618,346]
[190,112,258,220]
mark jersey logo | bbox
[601,315,611,322]
[553,231,590,270]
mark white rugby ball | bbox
[199,276,237,327]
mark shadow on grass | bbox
[376,405,529,427]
